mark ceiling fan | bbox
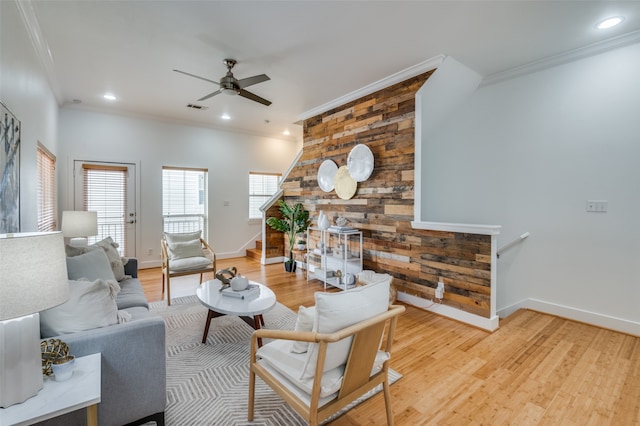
[174,59,272,106]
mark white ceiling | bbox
[30,1,640,141]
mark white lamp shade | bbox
[0,232,70,321]
[61,210,98,238]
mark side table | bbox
[0,353,101,426]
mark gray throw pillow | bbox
[164,231,202,244]
[66,248,117,282]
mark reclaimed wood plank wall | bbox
[280,70,492,318]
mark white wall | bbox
[422,42,640,333]
[57,109,300,267]
[0,1,60,232]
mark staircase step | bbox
[255,240,263,251]
[246,248,262,261]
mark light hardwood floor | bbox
[140,257,640,425]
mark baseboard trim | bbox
[498,298,640,336]
[398,291,499,332]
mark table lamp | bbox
[61,210,98,247]
[0,232,70,408]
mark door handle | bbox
[127,220,136,224]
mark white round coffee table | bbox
[196,279,276,346]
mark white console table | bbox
[0,353,101,426]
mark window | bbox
[37,142,57,231]
[249,172,281,220]
[83,164,128,253]
[162,167,208,239]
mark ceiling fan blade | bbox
[237,74,270,89]
[198,89,222,101]
[238,89,272,106]
[173,69,219,85]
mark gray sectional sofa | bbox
[38,259,166,426]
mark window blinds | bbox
[37,143,57,231]
[249,172,280,219]
[162,167,208,239]
[82,164,127,253]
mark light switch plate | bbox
[586,200,607,213]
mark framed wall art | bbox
[0,102,21,233]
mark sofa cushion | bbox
[291,306,315,354]
[66,248,117,282]
[169,256,211,272]
[116,277,149,310]
[40,278,120,338]
[300,280,390,379]
[168,239,204,260]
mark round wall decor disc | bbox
[347,144,374,182]
[334,166,357,200]
[317,159,338,192]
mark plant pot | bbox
[284,261,297,273]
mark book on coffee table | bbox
[221,284,260,299]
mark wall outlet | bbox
[436,281,445,299]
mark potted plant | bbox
[297,239,307,250]
[266,200,311,272]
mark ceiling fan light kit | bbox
[174,58,272,106]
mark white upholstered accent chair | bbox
[161,231,216,305]
[248,281,405,425]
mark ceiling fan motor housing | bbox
[220,74,239,95]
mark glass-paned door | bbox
[74,161,136,256]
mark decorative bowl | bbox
[52,355,75,382]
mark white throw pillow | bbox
[168,239,204,260]
[300,280,390,379]
[291,306,315,354]
[164,231,201,244]
[66,248,117,282]
[40,279,120,338]
[93,237,126,281]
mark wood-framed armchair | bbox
[248,281,405,425]
[161,233,216,306]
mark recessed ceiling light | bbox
[221,114,231,120]
[283,129,290,136]
[103,93,117,101]
[596,16,624,29]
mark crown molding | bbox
[15,0,64,104]
[482,29,640,87]
[297,54,445,122]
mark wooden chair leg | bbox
[161,271,165,293]
[167,274,171,306]
[383,377,393,426]
[248,367,256,421]
[199,272,203,283]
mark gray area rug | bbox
[149,295,401,425]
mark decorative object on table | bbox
[317,159,338,192]
[215,266,238,289]
[335,216,347,227]
[0,232,70,408]
[40,338,71,376]
[221,283,260,300]
[343,273,356,286]
[266,200,310,273]
[334,165,357,200]
[347,143,375,182]
[60,210,98,247]
[329,216,356,233]
[317,210,331,231]
[230,274,249,291]
[296,239,306,250]
[52,355,76,382]
[0,101,21,233]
